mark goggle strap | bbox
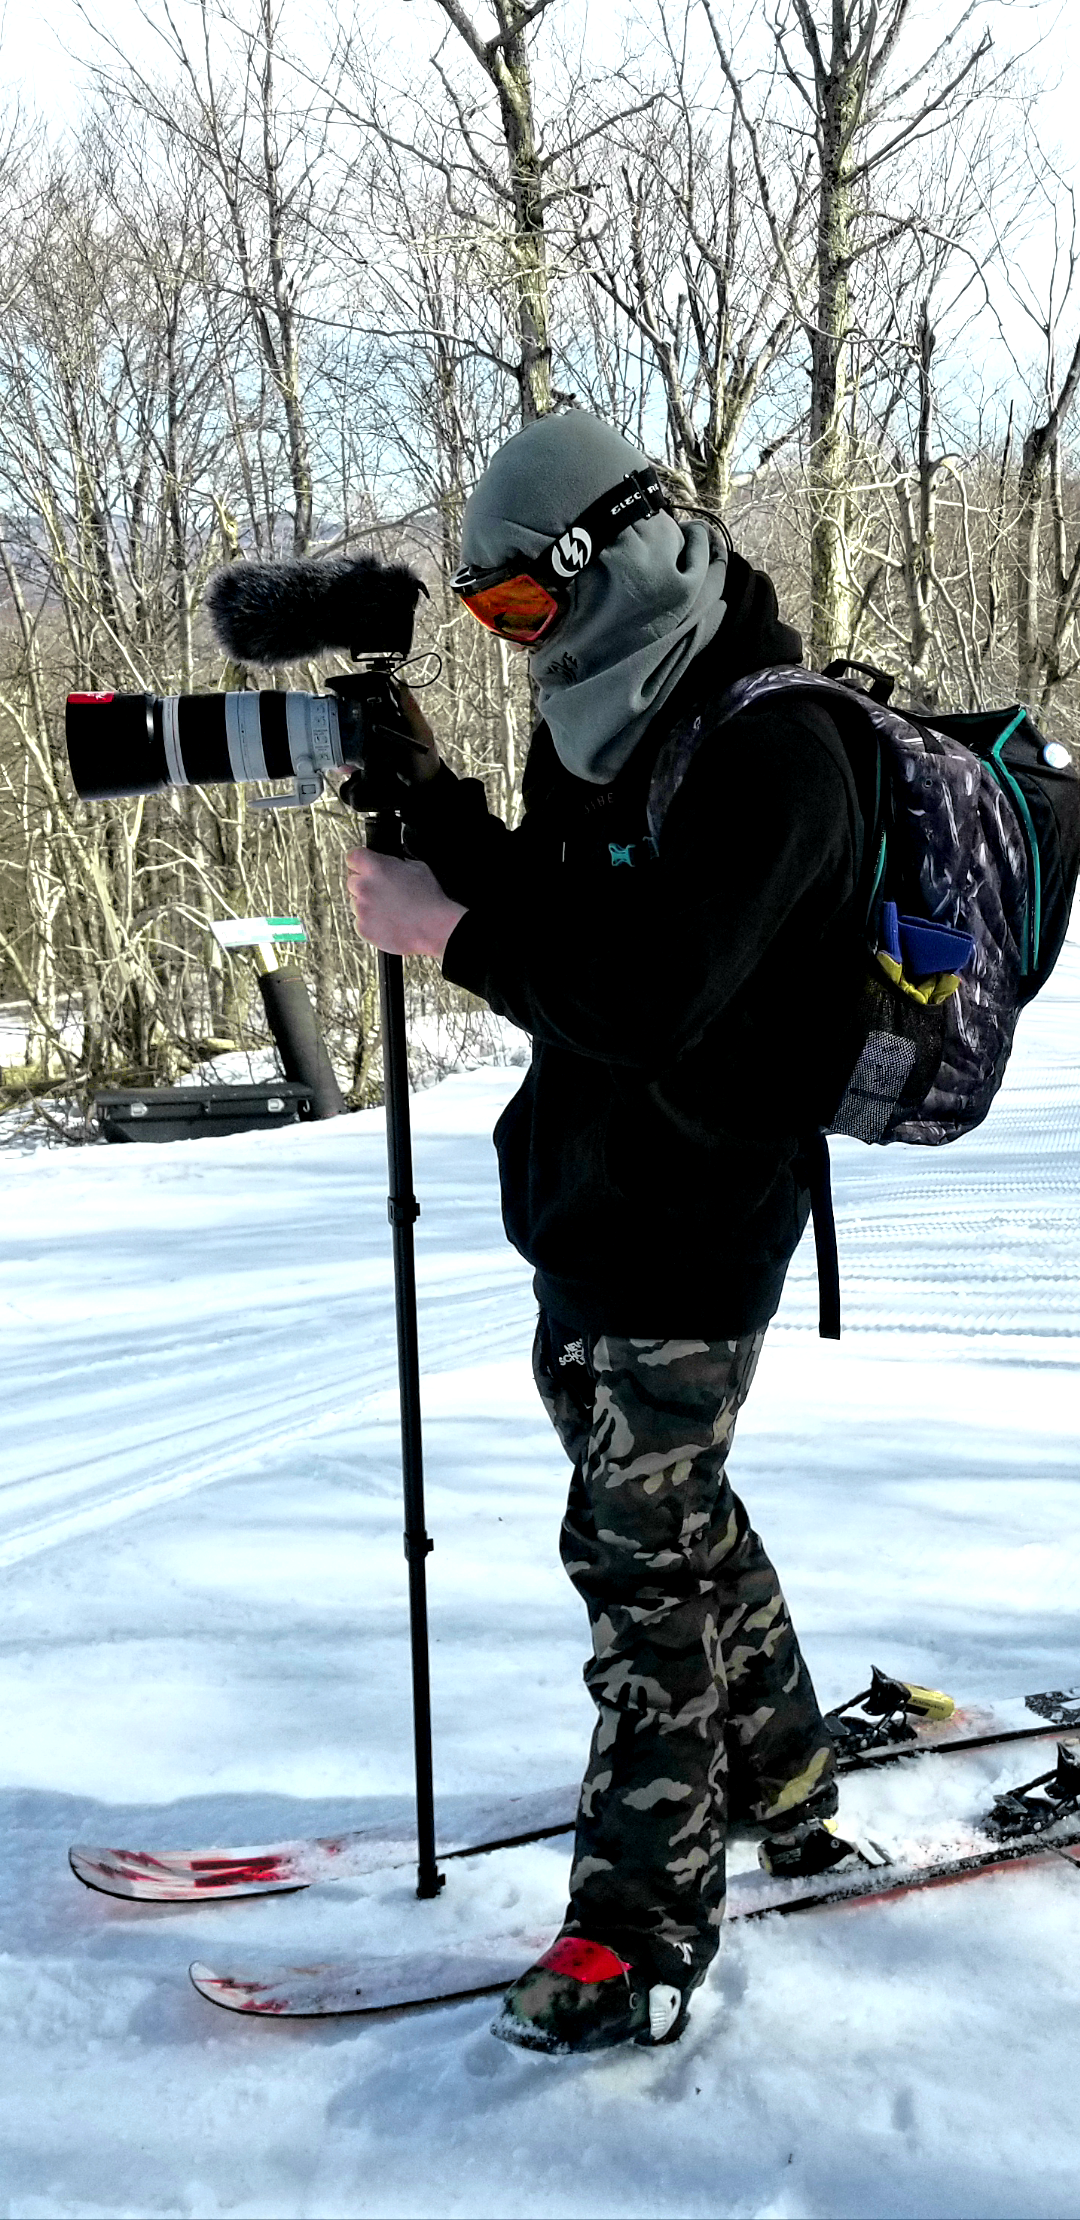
[450,467,670,610]
[530,469,668,591]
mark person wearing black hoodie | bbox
[344,413,868,2057]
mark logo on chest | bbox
[607,837,657,869]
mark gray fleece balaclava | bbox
[459,412,729,785]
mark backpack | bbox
[646,659,1080,1337]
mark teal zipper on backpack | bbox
[984,711,1039,975]
[864,741,887,929]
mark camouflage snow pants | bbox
[533,1313,837,1992]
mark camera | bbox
[66,667,417,812]
[65,553,428,811]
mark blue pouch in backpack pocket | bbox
[897,914,975,977]
[881,901,975,978]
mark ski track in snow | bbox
[0,927,1078,2217]
[0,1120,535,1565]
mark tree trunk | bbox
[435,0,554,424]
[1015,424,1049,705]
[894,304,943,705]
[808,41,859,668]
[492,2,552,422]
[493,634,520,820]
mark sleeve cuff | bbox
[441,905,498,995]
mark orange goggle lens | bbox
[458,572,560,643]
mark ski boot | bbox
[491,1934,690,2056]
[758,1814,864,1879]
[985,1742,1080,1840]
[825,1665,955,1756]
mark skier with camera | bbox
[344,409,870,2056]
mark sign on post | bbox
[209,917,307,971]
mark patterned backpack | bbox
[647,659,1080,1335]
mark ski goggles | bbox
[450,468,668,644]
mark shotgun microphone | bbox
[204,553,427,666]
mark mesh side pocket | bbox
[827,969,947,1144]
[830,1031,917,1143]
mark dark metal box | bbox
[95,1081,315,1143]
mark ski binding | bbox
[825,1665,955,1754]
[986,1742,1080,1839]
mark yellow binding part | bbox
[898,1679,955,1721]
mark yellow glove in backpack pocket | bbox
[874,902,976,1009]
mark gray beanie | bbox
[459,413,729,784]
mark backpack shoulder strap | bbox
[806,1132,842,1340]
[647,664,878,891]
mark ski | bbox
[70,1676,1080,1904]
[190,1937,552,2019]
[69,1783,578,1903]
[189,1806,1080,2019]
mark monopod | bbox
[370,813,444,1902]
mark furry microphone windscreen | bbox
[205,553,427,665]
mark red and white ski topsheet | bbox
[188,1822,1080,2018]
[70,1683,1080,1903]
[69,1784,580,1902]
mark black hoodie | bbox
[400,554,870,1336]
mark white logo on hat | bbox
[551,527,593,578]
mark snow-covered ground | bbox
[1,928,1078,2220]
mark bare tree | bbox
[1007,163,1080,711]
[703,0,1005,665]
[83,0,348,558]
[565,7,813,509]
[428,0,559,423]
